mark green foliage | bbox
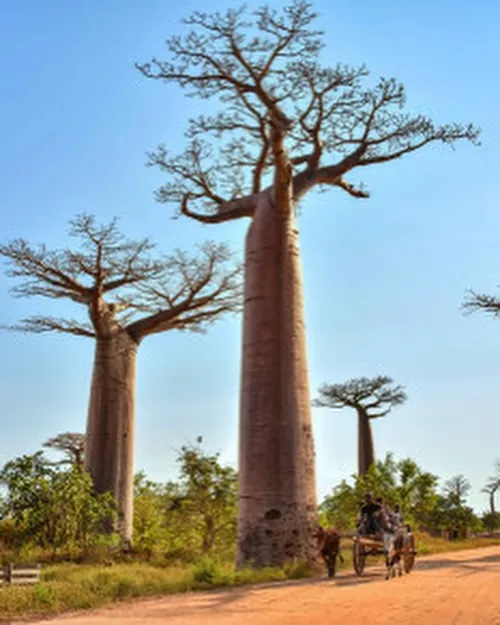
[132,439,237,560]
[132,472,171,557]
[191,554,232,585]
[0,558,311,620]
[0,452,116,555]
[428,491,482,536]
[176,438,238,553]
[319,456,483,536]
[481,511,500,531]
[320,453,439,530]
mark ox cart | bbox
[352,527,416,579]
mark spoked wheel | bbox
[352,539,366,576]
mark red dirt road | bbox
[23,546,500,625]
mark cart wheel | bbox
[352,540,366,576]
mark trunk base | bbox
[237,502,319,569]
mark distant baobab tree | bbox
[138,0,478,567]
[482,461,500,515]
[43,432,85,468]
[443,474,471,504]
[0,214,241,546]
[314,376,407,475]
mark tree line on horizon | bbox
[1,1,497,568]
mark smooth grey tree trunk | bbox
[237,194,318,568]
[84,330,138,545]
[357,409,375,476]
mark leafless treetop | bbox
[482,460,500,495]
[313,375,407,418]
[43,432,85,467]
[443,474,471,502]
[463,289,500,319]
[137,0,480,223]
[0,214,241,341]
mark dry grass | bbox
[1,534,499,622]
[0,558,313,621]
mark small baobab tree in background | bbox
[313,376,407,476]
[463,291,500,514]
[0,214,241,546]
[137,1,478,567]
[482,461,500,515]
[43,432,85,468]
[443,474,471,505]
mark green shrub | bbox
[191,555,233,585]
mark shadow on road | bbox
[200,550,500,612]
[415,552,500,570]
[73,548,499,622]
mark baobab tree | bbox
[482,461,500,515]
[0,214,241,545]
[443,474,471,504]
[137,1,478,567]
[43,432,85,468]
[313,376,406,475]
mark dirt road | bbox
[23,546,500,625]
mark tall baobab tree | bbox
[0,214,241,545]
[482,461,500,515]
[463,291,500,514]
[43,432,85,468]
[137,1,478,567]
[314,376,406,475]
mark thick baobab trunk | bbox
[84,329,138,546]
[357,408,375,476]
[237,193,318,568]
[490,491,496,515]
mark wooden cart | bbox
[352,531,416,577]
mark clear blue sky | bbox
[1,0,499,514]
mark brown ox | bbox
[315,526,344,578]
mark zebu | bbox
[315,526,344,578]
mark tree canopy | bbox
[43,433,85,468]
[137,0,479,223]
[0,213,242,340]
[314,375,407,418]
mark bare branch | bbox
[0,239,89,303]
[139,3,479,220]
[180,193,257,224]
[0,214,173,337]
[2,316,95,338]
[335,178,369,199]
[126,241,242,340]
[462,289,500,318]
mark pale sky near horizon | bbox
[1,0,499,514]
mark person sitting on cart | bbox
[392,504,404,528]
[357,493,382,535]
